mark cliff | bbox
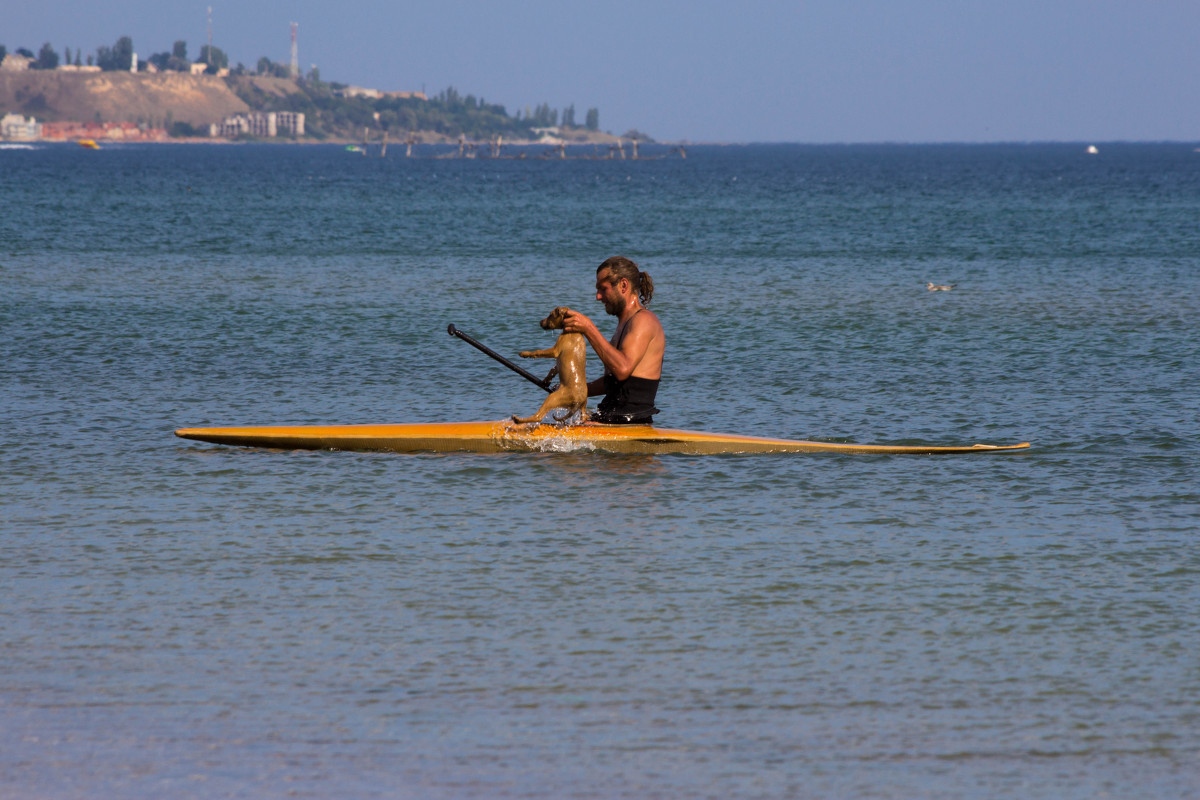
[1,71,644,145]
[0,71,253,127]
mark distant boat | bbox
[926,282,956,291]
[344,145,364,153]
[77,139,100,150]
[1086,145,1099,154]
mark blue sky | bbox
[6,0,1198,142]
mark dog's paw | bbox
[551,408,586,424]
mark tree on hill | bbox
[96,36,134,71]
[35,43,59,70]
[585,107,599,131]
[149,40,191,72]
[147,51,170,71]
[199,45,227,72]
[256,57,291,78]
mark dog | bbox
[511,306,589,424]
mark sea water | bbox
[2,142,1198,799]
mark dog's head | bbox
[540,306,570,330]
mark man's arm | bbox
[563,309,660,382]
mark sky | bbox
[5,0,1199,143]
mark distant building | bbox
[248,113,276,138]
[212,115,251,138]
[336,86,382,100]
[57,64,103,73]
[275,111,304,136]
[334,87,427,101]
[1,113,43,140]
[187,62,228,77]
[211,111,305,139]
[1,53,34,72]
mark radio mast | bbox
[290,22,299,79]
[207,7,213,66]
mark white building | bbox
[0,53,34,71]
[212,115,250,138]
[1,113,42,139]
[335,86,381,99]
[275,111,305,136]
[211,111,305,139]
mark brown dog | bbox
[512,306,589,424]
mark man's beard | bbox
[603,298,621,316]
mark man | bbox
[562,256,664,424]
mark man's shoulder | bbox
[634,307,663,329]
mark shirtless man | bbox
[562,256,664,424]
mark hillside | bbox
[1,70,637,144]
[0,70,250,127]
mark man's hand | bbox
[561,309,598,338]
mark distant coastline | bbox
[0,68,655,148]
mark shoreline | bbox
[9,133,682,148]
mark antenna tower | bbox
[290,22,299,79]
[207,7,213,66]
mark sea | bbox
[2,141,1198,799]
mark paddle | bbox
[447,323,554,393]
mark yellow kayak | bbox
[174,420,1030,455]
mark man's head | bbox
[595,256,654,316]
